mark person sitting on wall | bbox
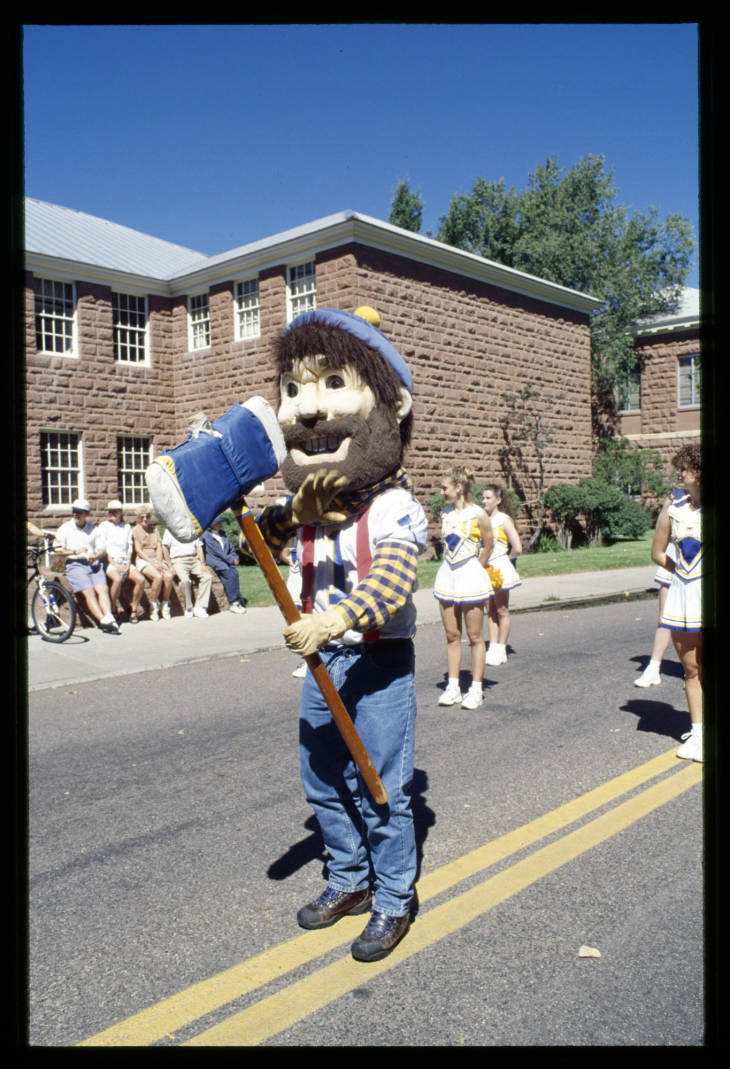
[95,499,146,624]
[131,506,175,621]
[54,498,120,633]
[162,527,213,618]
[200,516,247,614]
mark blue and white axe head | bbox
[145,396,286,541]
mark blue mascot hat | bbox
[285,307,413,395]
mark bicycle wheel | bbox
[31,580,77,642]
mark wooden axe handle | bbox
[232,503,388,806]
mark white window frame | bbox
[116,435,154,506]
[112,292,149,365]
[34,278,77,357]
[188,292,211,351]
[234,278,261,340]
[286,261,316,322]
[678,353,701,408]
[40,430,84,509]
[615,367,641,414]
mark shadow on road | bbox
[621,698,689,742]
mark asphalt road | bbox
[26,599,706,1047]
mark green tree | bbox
[592,435,671,502]
[435,155,696,390]
[389,180,423,233]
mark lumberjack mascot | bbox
[147,307,427,962]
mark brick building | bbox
[25,198,600,545]
[618,287,701,469]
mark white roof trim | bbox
[633,287,700,336]
[25,201,601,314]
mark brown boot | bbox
[297,885,372,930]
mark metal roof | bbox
[25,198,208,279]
[23,198,601,313]
[633,287,700,336]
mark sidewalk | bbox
[26,565,658,692]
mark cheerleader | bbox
[434,466,494,709]
[481,484,522,666]
[651,446,702,761]
[634,487,688,687]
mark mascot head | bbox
[275,307,413,494]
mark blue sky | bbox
[22,23,700,287]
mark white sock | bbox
[448,677,460,689]
[691,723,702,740]
[470,681,483,693]
[648,659,661,671]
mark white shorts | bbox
[434,555,493,606]
[488,554,521,593]
[660,574,701,633]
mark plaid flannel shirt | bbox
[256,468,420,635]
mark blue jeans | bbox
[216,564,242,605]
[299,640,417,917]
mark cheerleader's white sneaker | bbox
[438,683,462,706]
[676,730,703,762]
[461,686,484,710]
[485,643,507,666]
[634,663,661,687]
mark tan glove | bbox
[283,608,349,657]
[290,469,349,526]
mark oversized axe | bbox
[145,397,388,805]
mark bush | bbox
[600,496,653,541]
[544,477,643,548]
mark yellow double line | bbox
[79,749,701,1047]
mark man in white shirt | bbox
[161,528,213,618]
[54,498,120,633]
[95,500,146,623]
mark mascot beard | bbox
[279,403,405,496]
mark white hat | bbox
[71,498,91,512]
[106,499,124,510]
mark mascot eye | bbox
[285,381,299,398]
[325,374,346,390]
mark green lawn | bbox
[237,532,655,608]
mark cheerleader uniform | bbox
[433,504,493,606]
[660,497,702,632]
[487,510,521,593]
[653,489,688,589]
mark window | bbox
[41,431,82,507]
[34,278,75,355]
[234,279,261,340]
[113,293,148,363]
[615,368,641,413]
[117,436,153,506]
[678,353,701,407]
[188,293,210,350]
[287,261,316,321]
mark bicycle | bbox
[27,536,77,643]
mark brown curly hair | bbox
[671,444,701,476]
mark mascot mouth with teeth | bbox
[257,305,428,963]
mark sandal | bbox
[129,609,140,624]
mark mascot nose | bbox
[296,381,325,419]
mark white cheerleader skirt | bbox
[434,555,493,606]
[660,574,701,633]
[654,565,673,588]
[487,554,521,593]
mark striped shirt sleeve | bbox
[332,538,420,633]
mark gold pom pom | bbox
[354,306,381,328]
[486,565,503,591]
